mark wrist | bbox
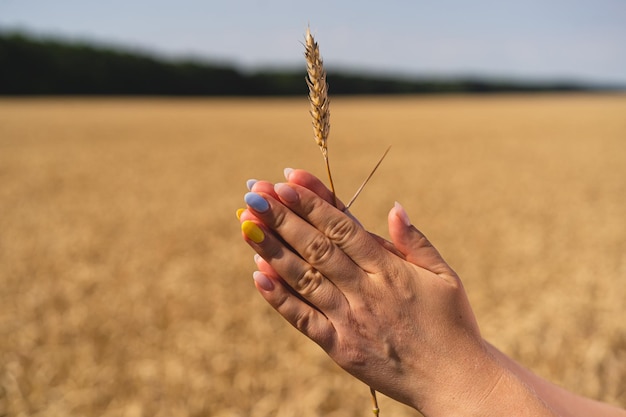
[411,340,557,417]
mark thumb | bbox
[388,202,453,278]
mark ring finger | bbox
[240,218,349,317]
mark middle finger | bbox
[243,191,369,293]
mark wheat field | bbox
[0,95,625,417]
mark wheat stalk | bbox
[305,27,382,416]
[305,27,337,207]
[346,145,392,210]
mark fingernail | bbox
[246,179,258,191]
[274,183,298,203]
[241,220,265,243]
[394,201,411,226]
[283,167,294,181]
[236,208,245,220]
[245,192,270,212]
[253,254,261,264]
[253,271,274,291]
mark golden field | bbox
[0,95,625,417]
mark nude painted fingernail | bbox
[274,183,298,203]
[253,254,261,264]
[245,192,270,212]
[241,220,265,243]
[283,167,294,181]
[246,179,258,191]
[394,201,411,226]
[253,271,274,291]
[236,208,245,220]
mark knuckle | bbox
[300,191,326,216]
[416,234,434,250]
[294,267,325,298]
[260,237,283,260]
[335,343,368,370]
[273,290,290,312]
[325,216,358,246]
[293,311,336,351]
[344,341,367,364]
[445,273,463,290]
[270,204,288,227]
[301,233,335,265]
[293,310,313,333]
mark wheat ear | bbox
[305,27,337,207]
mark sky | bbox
[1,0,625,85]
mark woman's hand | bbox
[238,170,558,416]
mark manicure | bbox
[253,271,274,291]
[283,167,294,181]
[236,208,245,220]
[274,183,299,204]
[244,192,270,213]
[241,220,265,243]
[246,179,258,191]
[394,201,412,226]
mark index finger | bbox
[285,168,347,210]
[272,182,390,274]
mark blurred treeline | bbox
[1,31,594,96]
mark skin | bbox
[238,169,626,417]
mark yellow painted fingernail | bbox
[236,208,245,220]
[241,220,265,243]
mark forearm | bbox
[485,341,626,417]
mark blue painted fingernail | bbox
[245,192,270,213]
[246,179,258,191]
